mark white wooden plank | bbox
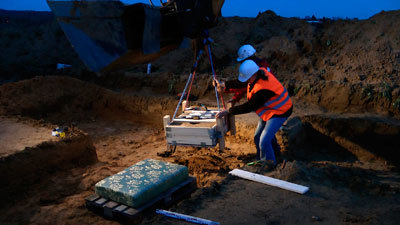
[183,110,220,114]
[229,169,309,194]
[167,136,214,146]
[163,115,171,133]
[216,118,225,151]
[167,140,214,146]
[168,136,213,145]
[167,132,212,139]
[173,118,216,123]
[182,100,188,112]
[166,126,215,137]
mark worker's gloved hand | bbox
[216,110,229,118]
[212,79,225,93]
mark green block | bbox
[95,159,188,208]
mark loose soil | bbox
[0,76,399,225]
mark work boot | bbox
[259,160,276,172]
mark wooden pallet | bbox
[85,176,197,223]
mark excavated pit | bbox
[0,76,400,224]
[0,117,97,200]
[283,114,400,165]
[165,113,400,188]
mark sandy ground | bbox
[0,117,57,157]
[0,97,399,225]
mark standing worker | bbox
[215,60,292,166]
[225,44,271,107]
[237,44,271,72]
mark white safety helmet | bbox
[237,44,256,62]
[238,60,259,82]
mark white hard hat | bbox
[237,44,256,62]
[238,60,259,82]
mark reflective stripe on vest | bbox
[257,88,290,117]
[247,67,292,121]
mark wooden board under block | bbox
[86,177,197,223]
[95,159,188,208]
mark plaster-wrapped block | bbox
[95,159,188,208]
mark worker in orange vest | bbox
[215,60,292,166]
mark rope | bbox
[171,50,204,122]
[206,42,226,110]
[185,69,197,107]
[173,33,226,123]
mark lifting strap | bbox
[204,37,226,111]
[172,49,204,121]
[171,32,226,122]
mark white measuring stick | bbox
[229,169,309,194]
[156,209,220,225]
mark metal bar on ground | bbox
[229,169,309,194]
[156,209,220,225]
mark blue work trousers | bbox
[254,117,288,164]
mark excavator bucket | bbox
[47,0,224,72]
[47,0,168,72]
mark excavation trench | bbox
[283,114,400,165]
[1,76,399,190]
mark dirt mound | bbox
[257,10,400,117]
[121,10,400,118]
[269,160,398,196]
[284,79,400,117]
[2,10,400,118]
[168,147,249,187]
[0,10,83,82]
[0,76,179,125]
[0,76,107,122]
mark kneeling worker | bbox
[215,60,293,165]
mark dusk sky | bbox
[0,0,399,19]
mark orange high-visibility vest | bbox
[247,67,292,121]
